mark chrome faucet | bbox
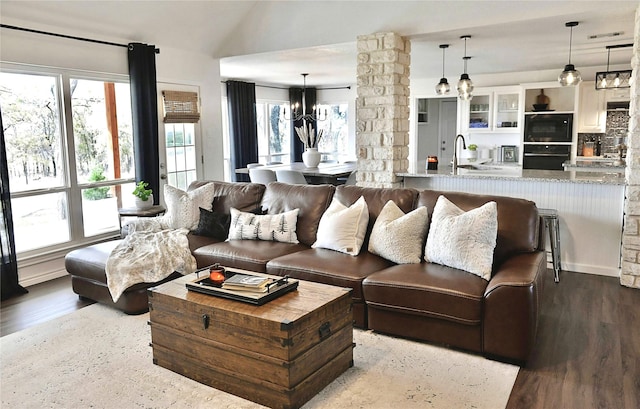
[452,134,466,172]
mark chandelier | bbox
[595,43,633,90]
[284,73,327,122]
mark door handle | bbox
[160,174,167,180]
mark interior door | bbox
[438,99,458,167]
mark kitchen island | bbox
[399,167,625,277]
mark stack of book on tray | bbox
[222,274,275,293]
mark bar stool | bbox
[539,208,561,283]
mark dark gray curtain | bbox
[0,112,28,301]
[128,43,160,203]
[289,87,317,162]
[227,81,258,182]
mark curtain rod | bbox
[0,24,159,53]
[222,81,350,91]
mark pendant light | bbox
[457,35,473,101]
[435,44,450,95]
[558,21,582,86]
[595,43,633,90]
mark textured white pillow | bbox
[161,183,217,230]
[312,196,369,255]
[368,201,429,264]
[425,196,498,280]
[228,208,299,243]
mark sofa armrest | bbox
[483,251,546,363]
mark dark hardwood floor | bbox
[2,270,639,408]
[0,275,94,337]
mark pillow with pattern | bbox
[228,207,299,244]
[425,195,497,280]
[161,183,217,230]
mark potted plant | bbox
[132,181,153,209]
[465,144,478,160]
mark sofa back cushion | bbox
[188,181,265,213]
[417,190,540,269]
[261,182,335,246]
[335,185,418,245]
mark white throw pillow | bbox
[425,195,498,280]
[368,201,429,264]
[312,196,369,256]
[228,208,300,244]
[161,183,217,230]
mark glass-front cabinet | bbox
[462,86,521,133]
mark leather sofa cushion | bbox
[363,263,488,325]
[335,185,418,245]
[186,233,220,253]
[267,248,395,301]
[188,180,266,213]
[260,182,335,246]
[65,240,122,284]
[192,240,309,272]
[417,190,540,269]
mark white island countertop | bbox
[399,166,625,185]
[400,162,625,278]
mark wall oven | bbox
[524,113,573,143]
[523,144,571,170]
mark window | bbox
[256,101,290,164]
[316,103,348,162]
[164,123,197,191]
[0,68,135,256]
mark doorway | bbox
[415,97,458,169]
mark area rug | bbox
[0,304,518,408]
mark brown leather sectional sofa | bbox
[66,180,546,363]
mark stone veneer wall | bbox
[355,32,410,188]
[621,5,640,289]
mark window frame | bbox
[255,99,291,165]
[1,62,135,260]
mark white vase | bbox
[134,193,153,209]
[302,148,321,168]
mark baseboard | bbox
[19,257,68,287]
[562,262,620,278]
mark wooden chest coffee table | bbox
[147,270,354,409]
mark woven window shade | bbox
[162,91,200,123]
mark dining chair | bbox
[246,163,264,169]
[249,168,277,185]
[276,170,308,185]
[345,170,357,185]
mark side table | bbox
[118,205,166,234]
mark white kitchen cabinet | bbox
[577,81,606,133]
[461,86,521,134]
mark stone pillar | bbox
[620,5,640,289]
[356,32,410,188]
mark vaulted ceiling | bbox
[1,1,636,87]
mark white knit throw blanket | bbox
[105,219,197,302]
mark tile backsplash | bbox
[577,109,629,157]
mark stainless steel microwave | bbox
[523,114,573,143]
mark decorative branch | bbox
[295,123,324,149]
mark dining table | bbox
[236,162,356,185]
